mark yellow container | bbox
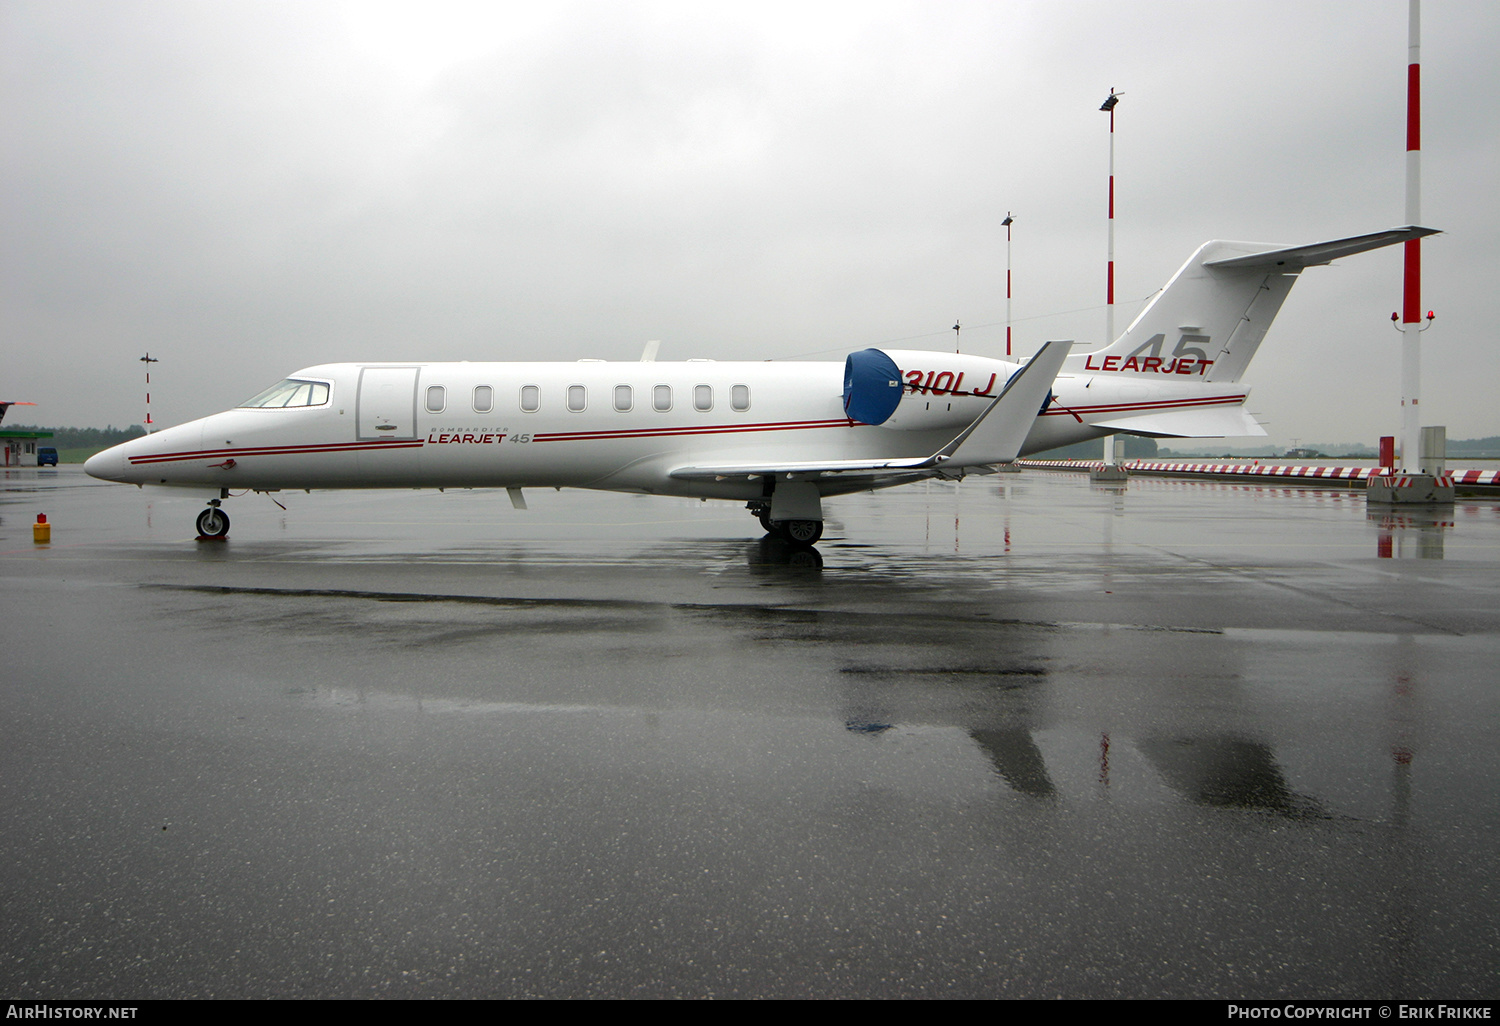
[33,516,51,543]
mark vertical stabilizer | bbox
[1081,240,1303,385]
[1073,227,1438,384]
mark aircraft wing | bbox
[669,455,937,482]
[670,339,1073,482]
[939,339,1072,464]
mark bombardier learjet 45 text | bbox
[86,226,1436,545]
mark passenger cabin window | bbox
[473,385,493,414]
[567,385,587,412]
[425,385,446,414]
[520,385,540,412]
[613,384,632,412]
[653,385,672,412]
[731,384,750,412]
[694,384,713,412]
[239,379,331,409]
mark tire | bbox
[196,507,230,538]
[758,511,775,533]
[779,519,823,545]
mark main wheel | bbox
[196,507,230,538]
[778,519,823,545]
[758,511,775,533]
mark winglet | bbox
[939,340,1072,466]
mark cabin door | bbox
[356,367,421,440]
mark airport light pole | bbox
[1100,89,1122,471]
[1101,89,1120,348]
[140,353,158,433]
[1002,213,1014,358]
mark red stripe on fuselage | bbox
[124,418,857,465]
[531,418,853,443]
[127,439,423,465]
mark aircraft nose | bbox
[84,448,126,482]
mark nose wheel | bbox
[196,504,230,539]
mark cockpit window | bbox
[239,379,331,408]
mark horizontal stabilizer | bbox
[1201,225,1439,270]
[1094,406,1266,439]
[1084,225,1442,385]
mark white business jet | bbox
[85,225,1434,545]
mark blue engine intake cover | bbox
[842,348,903,426]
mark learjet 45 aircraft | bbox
[85,225,1435,545]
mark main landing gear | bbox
[196,500,230,539]
[750,500,824,546]
[775,518,823,545]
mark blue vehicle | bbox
[37,447,58,466]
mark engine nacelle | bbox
[863,349,1022,431]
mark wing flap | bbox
[670,456,935,482]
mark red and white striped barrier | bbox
[1448,469,1500,486]
[1014,460,1500,488]
[1369,472,1455,488]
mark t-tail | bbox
[1071,226,1439,383]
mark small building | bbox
[1,430,55,466]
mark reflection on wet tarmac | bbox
[968,728,1056,798]
[1139,735,1322,817]
[138,579,1409,824]
[745,535,825,570]
[1369,506,1454,560]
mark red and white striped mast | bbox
[1399,0,1423,472]
[1100,89,1121,467]
[1101,89,1120,346]
[140,352,158,433]
[1002,212,1014,357]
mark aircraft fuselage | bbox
[84,350,1247,502]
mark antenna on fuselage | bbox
[640,340,661,362]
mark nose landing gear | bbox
[196,500,230,540]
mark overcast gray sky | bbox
[4,0,1497,444]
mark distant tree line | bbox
[1449,436,1500,455]
[7,424,146,449]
